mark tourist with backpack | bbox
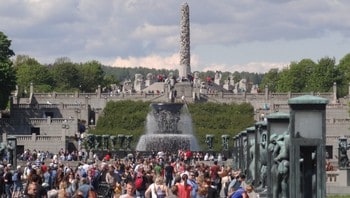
[134,166,148,198]
[145,176,168,198]
[12,165,23,198]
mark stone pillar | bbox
[254,121,267,188]
[266,112,290,198]
[30,82,34,96]
[288,95,328,198]
[97,85,101,98]
[179,3,191,80]
[265,85,269,100]
[232,135,238,169]
[333,82,337,103]
[246,126,256,183]
[240,131,247,173]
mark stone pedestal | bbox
[338,169,350,186]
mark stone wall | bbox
[2,86,350,159]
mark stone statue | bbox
[145,73,154,87]
[133,74,144,92]
[7,141,15,165]
[125,135,133,150]
[122,79,132,93]
[239,79,247,92]
[146,73,153,80]
[118,135,126,149]
[338,138,349,168]
[222,135,229,151]
[269,132,290,198]
[250,84,259,94]
[229,73,235,86]
[102,135,110,150]
[86,134,95,150]
[95,135,102,150]
[214,71,222,85]
[179,3,191,79]
[206,135,214,150]
[193,71,201,88]
[0,142,7,161]
[249,140,256,183]
[258,131,268,189]
[110,136,117,150]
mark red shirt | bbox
[210,165,220,179]
[41,164,48,173]
[105,154,111,161]
[177,183,192,198]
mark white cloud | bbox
[202,62,289,74]
[107,53,200,71]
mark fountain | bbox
[136,103,199,152]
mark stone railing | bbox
[326,118,350,124]
[326,171,339,184]
[30,118,75,126]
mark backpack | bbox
[155,185,166,198]
[135,176,144,190]
[88,189,97,198]
[12,171,18,182]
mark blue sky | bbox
[1,0,350,73]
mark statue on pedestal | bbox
[118,135,126,150]
[0,142,7,162]
[258,131,268,189]
[338,137,349,168]
[125,135,133,150]
[269,132,290,198]
[7,141,15,165]
[111,136,117,150]
[222,135,229,151]
[206,135,214,150]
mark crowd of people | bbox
[0,148,257,198]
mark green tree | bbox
[337,53,350,97]
[260,68,280,92]
[306,57,336,93]
[0,32,16,110]
[14,55,53,94]
[277,59,316,92]
[77,60,104,92]
[50,57,79,91]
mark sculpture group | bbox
[86,134,133,151]
[232,95,328,198]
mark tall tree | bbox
[277,59,315,92]
[0,32,16,110]
[306,57,336,93]
[260,68,280,92]
[50,57,79,91]
[14,55,53,94]
[77,60,104,92]
[337,53,350,97]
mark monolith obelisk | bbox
[179,3,191,81]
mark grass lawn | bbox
[328,196,350,198]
